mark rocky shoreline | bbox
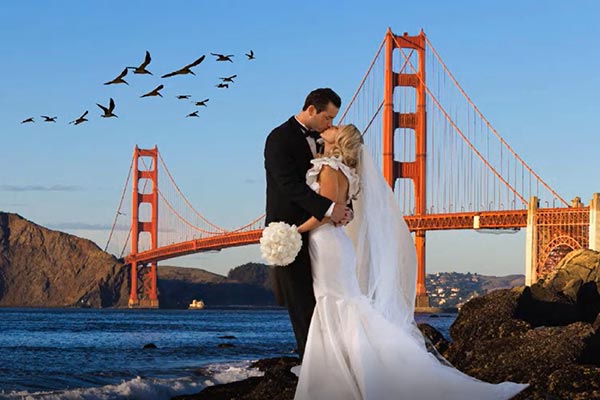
[174,249,600,400]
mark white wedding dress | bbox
[293,153,528,400]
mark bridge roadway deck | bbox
[124,210,529,265]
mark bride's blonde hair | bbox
[329,124,363,169]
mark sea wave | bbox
[0,360,264,400]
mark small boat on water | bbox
[188,299,205,310]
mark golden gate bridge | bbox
[105,29,599,308]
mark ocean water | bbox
[0,308,455,400]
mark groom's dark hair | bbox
[303,88,341,112]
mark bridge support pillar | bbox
[414,231,429,308]
[128,146,159,309]
[128,261,138,307]
[382,28,430,308]
[525,196,539,286]
[589,193,600,251]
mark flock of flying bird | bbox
[20,50,256,124]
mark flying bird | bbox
[245,50,255,60]
[128,50,153,75]
[186,111,199,118]
[41,115,57,122]
[211,53,234,62]
[176,95,191,100]
[69,110,89,125]
[21,117,34,124]
[97,98,118,118]
[161,55,206,78]
[104,68,129,85]
[140,84,164,98]
[194,98,209,107]
[219,74,237,82]
[216,83,229,89]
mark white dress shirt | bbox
[295,117,334,218]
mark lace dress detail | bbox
[306,157,359,204]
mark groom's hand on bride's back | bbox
[331,203,353,226]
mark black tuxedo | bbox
[264,116,331,359]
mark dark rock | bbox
[173,376,264,400]
[218,335,237,339]
[418,323,449,355]
[447,321,594,385]
[442,249,600,399]
[545,365,600,400]
[577,281,600,323]
[174,357,299,400]
[542,249,600,299]
[450,287,531,342]
[143,343,157,349]
[516,285,581,327]
[250,356,299,371]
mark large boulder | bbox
[173,357,300,400]
[443,249,600,399]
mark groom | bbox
[264,88,350,360]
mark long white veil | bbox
[345,146,418,328]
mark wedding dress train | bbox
[293,155,528,400]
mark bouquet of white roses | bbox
[260,221,302,266]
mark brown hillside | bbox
[0,212,129,307]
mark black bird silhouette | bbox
[219,75,237,82]
[216,83,229,89]
[245,50,255,60]
[186,111,199,118]
[176,95,191,99]
[211,53,234,62]
[41,115,57,122]
[21,117,34,124]
[69,110,89,125]
[161,55,206,78]
[194,98,209,107]
[128,51,153,75]
[141,84,164,98]
[97,98,118,118]
[104,68,129,85]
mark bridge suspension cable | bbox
[337,31,566,216]
[105,156,133,252]
[423,36,567,207]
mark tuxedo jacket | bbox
[264,116,332,227]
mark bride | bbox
[293,124,528,399]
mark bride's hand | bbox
[335,208,353,226]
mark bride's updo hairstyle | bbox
[330,124,363,169]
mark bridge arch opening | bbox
[538,235,584,278]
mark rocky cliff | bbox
[0,212,276,308]
[0,212,129,308]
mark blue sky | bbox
[1,1,599,277]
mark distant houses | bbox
[425,271,523,308]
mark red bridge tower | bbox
[128,146,159,308]
[382,28,429,307]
